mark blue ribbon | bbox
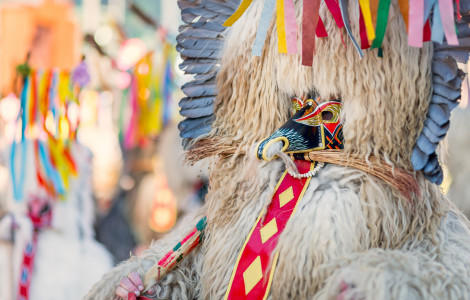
[163,61,173,125]
[431,2,445,43]
[37,141,65,196]
[10,78,30,201]
[49,71,58,117]
[252,0,276,56]
[10,140,27,201]
[339,0,364,57]
[423,0,436,22]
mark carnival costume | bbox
[86,0,470,299]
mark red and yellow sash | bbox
[224,160,314,300]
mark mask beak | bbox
[255,99,343,162]
[256,135,290,161]
[255,103,319,161]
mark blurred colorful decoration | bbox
[0,0,80,95]
[9,63,88,202]
[117,38,148,71]
[148,172,177,233]
[0,93,21,123]
[119,42,177,149]
[17,195,52,300]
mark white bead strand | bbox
[288,162,325,179]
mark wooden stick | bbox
[186,140,419,201]
[142,217,207,289]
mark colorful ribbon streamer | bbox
[223,0,462,61]
[438,0,458,45]
[398,0,409,30]
[276,0,288,53]
[316,18,328,37]
[432,2,445,43]
[339,0,364,57]
[370,0,392,49]
[408,0,424,47]
[359,7,372,49]
[11,77,30,201]
[284,0,299,54]
[223,0,254,26]
[424,0,436,24]
[302,0,321,66]
[359,0,376,41]
[10,67,83,201]
[252,0,277,56]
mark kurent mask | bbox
[256,98,344,161]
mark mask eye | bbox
[321,110,334,121]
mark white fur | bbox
[85,162,470,300]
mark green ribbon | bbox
[371,0,392,49]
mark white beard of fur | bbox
[85,160,470,299]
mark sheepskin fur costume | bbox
[85,0,470,299]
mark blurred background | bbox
[0,0,208,299]
[0,0,468,299]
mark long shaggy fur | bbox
[85,0,470,299]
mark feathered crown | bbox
[177,0,470,184]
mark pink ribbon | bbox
[284,0,298,54]
[408,0,424,47]
[438,0,458,45]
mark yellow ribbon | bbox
[58,72,70,107]
[359,0,376,41]
[223,0,254,26]
[276,0,288,53]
